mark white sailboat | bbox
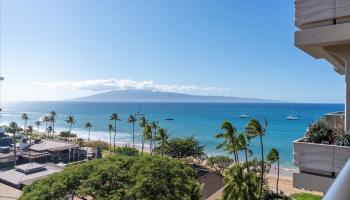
[286,115,299,120]
[239,114,250,118]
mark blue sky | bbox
[0,0,345,103]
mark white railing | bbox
[324,159,350,200]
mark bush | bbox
[20,155,202,200]
[83,140,110,150]
[335,133,350,146]
[207,156,234,173]
[305,119,341,144]
[115,146,139,156]
[156,136,205,159]
[59,131,77,138]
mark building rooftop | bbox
[0,163,63,188]
[14,163,45,173]
[30,140,78,152]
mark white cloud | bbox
[32,79,230,94]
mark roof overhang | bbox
[295,22,350,75]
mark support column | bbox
[346,60,350,132]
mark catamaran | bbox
[286,115,299,120]
[239,114,250,118]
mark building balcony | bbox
[295,0,350,30]
[292,111,348,192]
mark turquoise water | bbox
[1,102,344,168]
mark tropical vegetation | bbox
[19,155,202,200]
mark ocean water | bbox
[0,101,344,168]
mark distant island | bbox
[68,89,281,103]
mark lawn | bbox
[289,193,322,200]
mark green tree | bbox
[207,156,234,174]
[156,128,168,157]
[19,155,202,200]
[161,137,204,159]
[267,148,280,194]
[49,111,56,135]
[65,115,76,134]
[107,124,114,155]
[21,113,29,132]
[115,146,139,156]
[216,121,239,163]
[127,115,137,148]
[34,121,41,134]
[84,122,92,141]
[143,124,153,154]
[110,113,121,151]
[245,118,268,200]
[42,116,50,138]
[47,126,53,138]
[150,121,158,154]
[139,116,147,155]
[223,164,260,200]
[8,122,18,166]
[27,125,34,162]
[237,133,251,172]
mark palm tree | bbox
[150,121,158,153]
[237,133,250,172]
[223,164,260,200]
[216,121,239,163]
[107,124,114,155]
[42,116,50,138]
[27,125,34,162]
[127,115,137,148]
[84,122,92,141]
[143,124,152,154]
[8,122,18,166]
[65,115,76,134]
[139,116,147,155]
[157,128,168,157]
[21,113,29,132]
[49,111,56,135]
[110,113,121,151]
[267,148,280,194]
[34,121,41,133]
[46,126,53,138]
[245,118,268,200]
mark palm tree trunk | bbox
[258,135,264,200]
[29,136,31,162]
[88,127,91,141]
[161,140,164,157]
[52,121,55,134]
[244,148,249,172]
[114,120,117,151]
[150,140,152,154]
[13,132,16,166]
[45,122,48,138]
[132,122,135,148]
[109,132,112,155]
[277,159,279,194]
[141,138,144,155]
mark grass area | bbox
[289,193,322,200]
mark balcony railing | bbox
[295,0,350,29]
[324,159,350,200]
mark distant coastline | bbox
[67,89,284,103]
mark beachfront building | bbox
[0,139,86,170]
[293,0,350,194]
[0,163,63,189]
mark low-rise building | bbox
[0,162,63,189]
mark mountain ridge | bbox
[67,89,282,103]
